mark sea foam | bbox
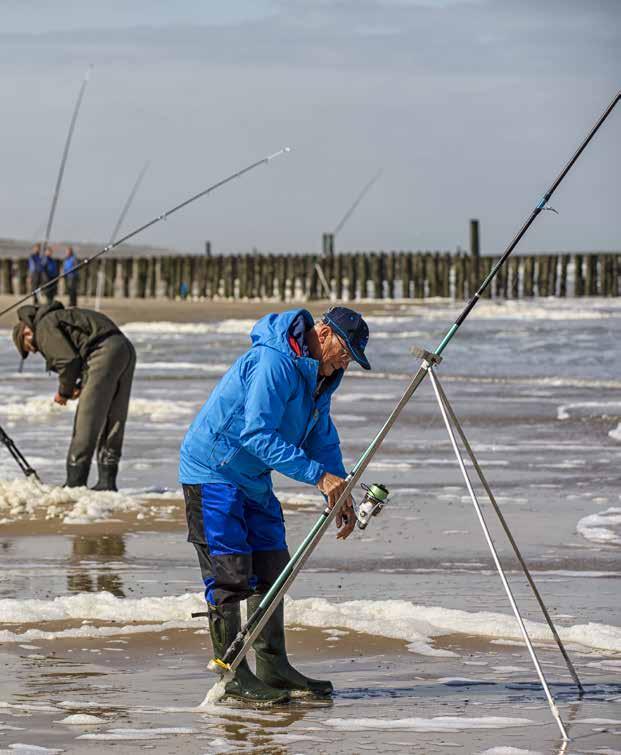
[0,396,197,422]
[324,716,532,732]
[0,478,159,525]
[121,320,255,335]
[1,592,620,656]
[577,508,621,546]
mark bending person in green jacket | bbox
[12,302,136,491]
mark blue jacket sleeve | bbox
[303,403,347,478]
[239,351,325,485]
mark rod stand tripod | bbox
[413,346,583,742]
[0,424,41,483]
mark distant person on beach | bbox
[27,243,44,304]
[42,247,59,304]
[179,306,371,705]
[63,246,80,307]
[11,302,136,491]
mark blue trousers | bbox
[183,482,289,606]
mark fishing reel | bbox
[353,483,389,530]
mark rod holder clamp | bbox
[411,346,443,365]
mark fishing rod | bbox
[333,169,383,236]
[315,169,383,296]
[109,161,150,245]
[0,425,41,483]
[0,148,291,319]
[40,66,92,259]
[210,91,621,679]
[95,161,150,309]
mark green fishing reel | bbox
[354,483,389,530]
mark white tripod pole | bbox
[427,364,569,741]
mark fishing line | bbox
[0,148,291,319]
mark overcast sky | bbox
[1,0,619,255]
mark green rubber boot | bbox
[248,595,333,697]
[208,603,290,706]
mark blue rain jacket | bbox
[179,309,347,503]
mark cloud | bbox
[0,1,618,254]
[0,0,619,78]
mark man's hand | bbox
[54,392,67,406]
[335,497,356,540]
[317,472,356,540]
[317,472,348,508]
[70,387,81,400]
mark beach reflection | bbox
[67,534,126,597]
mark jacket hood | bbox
[250,308,344,396]
[250,308,315,355]
[16,305,38,330]
[17,301,64,331]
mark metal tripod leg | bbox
[430,373,584,695]
[427,366,570,741]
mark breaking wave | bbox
[0,396,198,422]
[557,401,621,421]
[121,320,255,335]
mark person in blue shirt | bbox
[179,306,371,705]
[42,247,59,304]
[63,247,79,307]
[27,244,44,304]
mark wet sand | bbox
[1,620,619,754]
[0,495,186,537]
[2,298,621,753]
[0,293,409,329]
[1,512,620,754]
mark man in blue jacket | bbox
[27,244,44,304]
[179,306,370,705]
[63,246,80,307]
[42,247,59,304]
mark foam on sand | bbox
[5,746,63,754]
[57,714,106,725]
[77,727,194,741]
[286,597,621,655]
[324,716,533,732]
[577,508,621,546]
[0,478,157,524]
[478,749,543,755]
[1,592,620,656]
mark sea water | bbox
[1,298,620,753]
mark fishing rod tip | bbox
[266,147,292,161]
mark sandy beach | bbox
[0,294,403,329]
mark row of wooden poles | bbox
[1,250,620,300]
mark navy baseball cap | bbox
[322,306,371,370]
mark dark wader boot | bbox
[66,334,136,490]
[209,603,290,705]
[247,594,333,697]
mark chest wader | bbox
[65,334,136,490]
